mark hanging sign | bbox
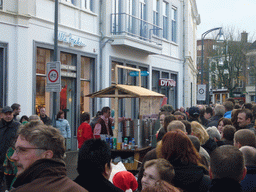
[197,84,206,101]
[129,71,149,77]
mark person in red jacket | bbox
[77,112,93,148]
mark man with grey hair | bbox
[167,120,186,133]
[10,122,87,192]
[240,146,256,192]
[207,105,225,128]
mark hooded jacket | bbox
[172,162,211,192]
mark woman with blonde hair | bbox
[191,121,217,155]
[190,121,209,145]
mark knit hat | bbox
[189,106,200,117]
[113,171,138,191]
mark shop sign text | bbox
[159,79,176,87]
[58,32,86,47]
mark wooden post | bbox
[114,89,119,138]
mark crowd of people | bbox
[0,99,256,191]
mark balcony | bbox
[111,13,163,54]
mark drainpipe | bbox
[99,0,103,109]
[182,0,186,108]
[99,0,113,109]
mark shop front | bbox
[34,42,97,150]
[152,69,178,109]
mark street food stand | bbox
[86,65,164,171]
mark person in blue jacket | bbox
[223,101,234,119]
[56,110,71,145]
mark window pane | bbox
[37,48,52,74]
[172,8,177,42]
[163,2,167,16]
[80,81,90,113]
[81,56,90,79]
[35,76,51,116]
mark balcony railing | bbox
[111,13,162,46]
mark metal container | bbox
[124,120,132,137]
[133,119,143,148]
[143,119,150,147]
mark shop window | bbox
[0,44,7,107]
[152,70,160,93]
[36,48,52,116]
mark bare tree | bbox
[209,27,250,96]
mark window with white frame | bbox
[127,0,134,34]
[82,0,93,11]
[139,0,147,38]
[0,0,2,9]
[171,7,177,42]
[153,0,159,36]
[112,0,120,34]
[64,0,76,5]
[163,1,168,39]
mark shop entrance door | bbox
[60,77,76,150]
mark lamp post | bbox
[52,0,59,127]
[200,27,223,104]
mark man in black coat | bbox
[74,139,123,192]
[0,106,20,191]
[209,145,247,192]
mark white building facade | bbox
[0,0,200,150]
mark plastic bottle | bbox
[124,137,128,150]
[113,138,117,150]
[109,137,113,149]
[106,136,110,146]
[131,138,135,150]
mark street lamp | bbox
[201,27,223,84]
[200,27,223,104]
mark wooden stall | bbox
[86,65,164,170]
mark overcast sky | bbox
[196,0,256,42]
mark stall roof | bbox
[85,84,165,98]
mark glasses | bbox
[14,146,47,154]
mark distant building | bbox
[197,32,250,104]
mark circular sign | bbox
[48,69,59,83]
[199,88,205,94]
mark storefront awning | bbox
[85,84,165,98]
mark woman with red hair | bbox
[158,130,210,192]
